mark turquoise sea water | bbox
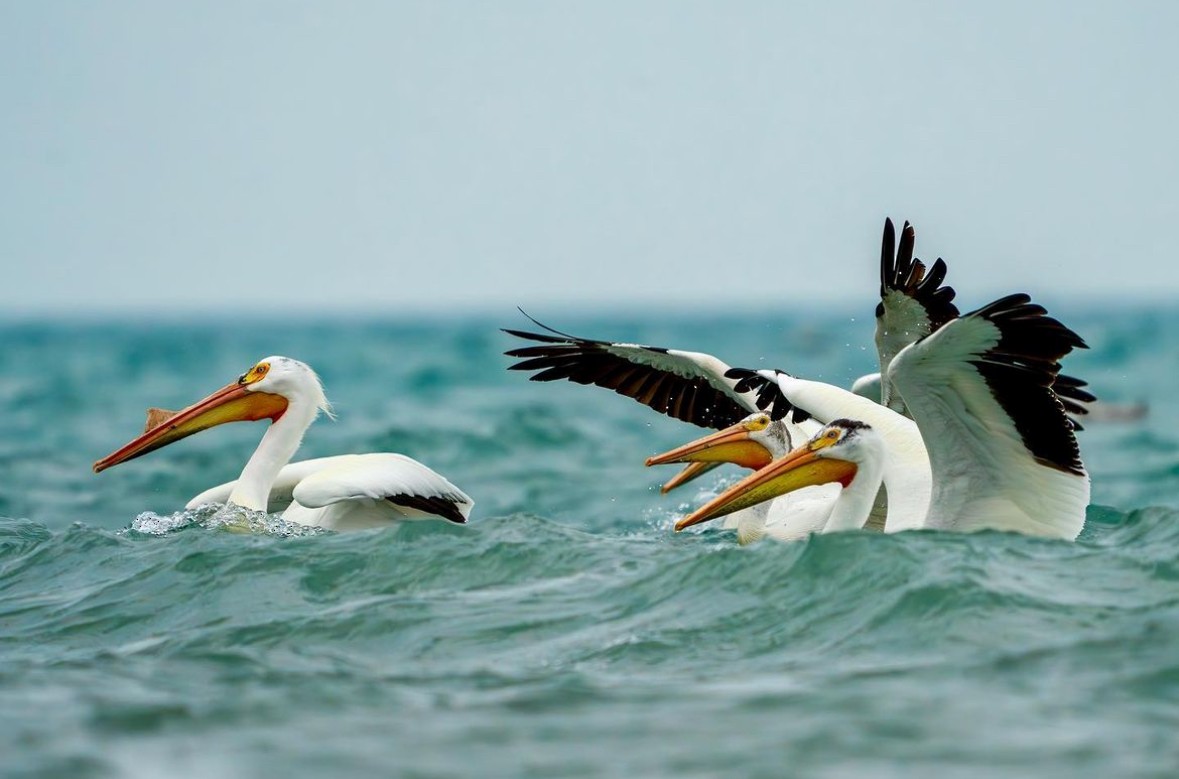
[2,306,1177,778]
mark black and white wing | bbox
[187,455,473,527]
[876,218,959,410]
[290,454,474,525]
[1051,374,1097,430]
[725,367,808,422]
[876,217,1094,426]
[505,319,769,430]
[888,293,1089,539]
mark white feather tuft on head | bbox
[297,359,335,421]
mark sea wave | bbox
[3,312,1178,777]
[3,503,1179,776]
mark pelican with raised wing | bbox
[94,356,473,531]
[499,221,944,535]
[667,293,1090,540]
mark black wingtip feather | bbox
[721,368,812,424]
[386,494,468,524]
[880,217,896,297]
[502,328,573,347]
[878,218,959,331]
[1053,373,1097,431]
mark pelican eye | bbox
[746,415,770,431]
[240,362,271,384]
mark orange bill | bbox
[645,421,775,471]
[93,382,288,473]
[659,461,721,494]
[674,446,857,531]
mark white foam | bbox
[125,503,328,538]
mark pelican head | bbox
[645,412,791,493]
[673,418,878,530]
[237,356,333,416]
[93,356,332,473]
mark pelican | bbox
[507,219,1094,535]
[503,315,828,532]
[504,320,830,535]
[646,411,843,543]
[93,356,474,531]
[676,419,888,535]
[501,220,943,536]
[652,375,930,532]
[665,292,1090,539]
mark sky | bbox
[1,2,1176,317]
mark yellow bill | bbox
[658,461,721,494]
[646,416,778,494]
[94,381,288,473]
[674,444,857,531]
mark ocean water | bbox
[1,306,1177,778]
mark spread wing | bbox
[505,317,765,430]
[874,217,1094,425]
[888,293,1089,538]
[724,368,806,422]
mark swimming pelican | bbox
[647,411,843,543]
[501,219,967,535]
[676,419,888,535]
[667,293,1090,539]
[507,219,1093,538]
[93,356,474,531]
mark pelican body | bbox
[505,220,1093,543]
[665,293,1091,540]
[94,356,473,531]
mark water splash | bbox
[126,503,328,538]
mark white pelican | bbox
[507,220,1093,537]
[503,314,826,519]
[646,411,843,543]
[93,356,473,531]
[678,419,889,535]
[666,293,1090,539]
[501,220,953,536]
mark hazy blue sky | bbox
[1,2,1176,316]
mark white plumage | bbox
[652,219,1091,540]
[95,356,473,532]
[186,453,474,532]
[888,301,1088,537]
[678,294,1090,539]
